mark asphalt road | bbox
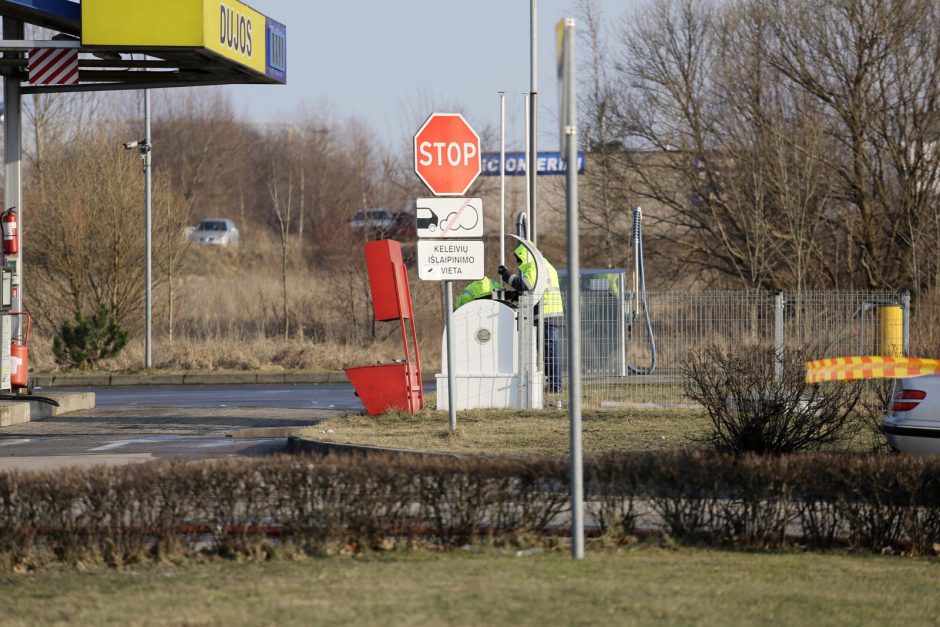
[48,383,365,411]
[0,383,372,470]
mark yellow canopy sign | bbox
[82,0,275,78]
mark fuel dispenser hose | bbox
[0,394,59,406]
[628,207,657,375]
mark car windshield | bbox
[198,221,228,231]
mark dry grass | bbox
[30,235,446,373]
[298,402,886,457]
[299,406,710,456]
[31,335,413,373]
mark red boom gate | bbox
[344,240,424,415]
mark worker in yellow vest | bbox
[455,276,499,309]
[498,244,564,392]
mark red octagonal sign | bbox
[413,113,481,196]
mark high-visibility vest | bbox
[605,272,621,297]
[514,244,563,319]
[456,276,498,309]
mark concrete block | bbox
[255,373,287,384]
[0,402,29,427]
[30,391,96,420]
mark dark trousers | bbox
[545,320,563,392]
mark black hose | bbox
[628,208,657,375]
[0,394,59,407]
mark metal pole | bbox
[444,280,457,432]
[499,92,506,271]
[144,90,153,369]
[902,289,911,357]
[524,94,531,233]
[4,18,23,343]
[562,17,583,560]
[774,291,784,383]
[632,207,642,319]
[529,0,538,246]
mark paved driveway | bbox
[0,384,352,470]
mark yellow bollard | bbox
[878,306,904,357]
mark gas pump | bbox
[0,207,18,393]
[0,205,53,405]
[0,267,12,392]
[436,235,548,410]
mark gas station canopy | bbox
[0,0,286,93]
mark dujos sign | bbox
[218,2,255,58]
[81,0,287,83]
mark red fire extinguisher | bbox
[2,207,18,255]
[9,312,29,391]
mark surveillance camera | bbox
[123,140,140,150]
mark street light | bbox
[123,90,152,369]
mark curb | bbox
[287,435,460,460]
[32,371,350,388]
[0,391,96,428]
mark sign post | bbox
[414,113,482,433]
[558,17,584,561]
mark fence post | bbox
[774,290,784,382]
[902,289,911,357]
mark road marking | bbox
[89,439,155,452]
[0,439,31,447]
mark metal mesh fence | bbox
[545,288,906,409]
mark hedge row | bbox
[1,452,939,566]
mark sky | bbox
[224,0,641,149]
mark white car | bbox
[189,218,239,247]
[882,376,940,454]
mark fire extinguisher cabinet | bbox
[9,312,29,390]
[344,240,424,416]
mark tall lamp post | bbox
[124,89,152,369]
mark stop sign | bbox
[413,113,481,196]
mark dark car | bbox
[386,212,417,240]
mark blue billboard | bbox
[265,17,286,83]
[481,152,586,176]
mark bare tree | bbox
[259,128,300,339]
[577,0,634,269]
[25,125,189,336]
[608,0,940,293]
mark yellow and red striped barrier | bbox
[805,356,940,383]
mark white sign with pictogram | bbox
[417,240,484,281]
[416,197,483,239]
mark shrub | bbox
[4,452,940,568]
[683,344,862,454]
[857,380,895,452]
[52,306,128,369]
